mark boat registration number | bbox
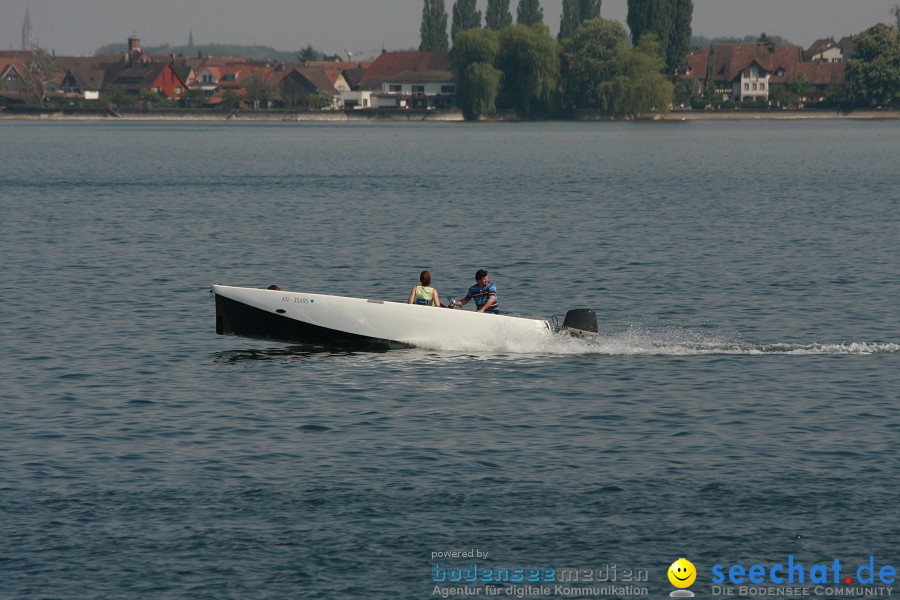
[282,296,314,304]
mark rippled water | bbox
[1,120,898,598]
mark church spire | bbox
[22,7,37,50]
[188,29,194,47]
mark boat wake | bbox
[418,325,900,356]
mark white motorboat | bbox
[213,284,597,350]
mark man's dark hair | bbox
[475,269,488,280]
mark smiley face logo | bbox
[668,558,697,588]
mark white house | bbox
[354,51,455,109]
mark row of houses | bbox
[2,33,853,110]
[0,34,456,110]
[683,37,854,103]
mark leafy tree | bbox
[451,28,502,119]
[139,89,165,107]
[181,89,208,108]
[220,90,242,110]
[516,0,544,27]
[790,74,811,100]
[673,76,701,106]
[451,27,502,68]
[244,70,279,108]
[824,84,847,104]
[305,91,335,111]
[559,0,603,42]
[452,0,482,41]
[892,4,900,29]
[767,87,792,108]
[846,23,900,103]
[103,88,136,109]
[485,0,513,30]
[561,20,673,115]
[457,62,503,119]
[626,0,693,74]
[595,34,674,116]
[497,23,559,116]
[420,0,450,51]
[560,18,628,108]
[298,44,320,63]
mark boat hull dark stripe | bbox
[215,294,412,349]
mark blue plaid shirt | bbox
[466,282,499,314]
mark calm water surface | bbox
[1,120,898,598]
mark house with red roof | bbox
[349,50,455,109]
[282,66,349,107]
[55,56,107,100]
[102,35,187,99]
[0,50,77,105]
[0,57,28,104]
[685,40,845,103]
[805,37,855,63]
[1,57,26,90]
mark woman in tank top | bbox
[407,270,441,307]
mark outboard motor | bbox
[561,308,598,340]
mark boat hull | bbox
[213,285,551,349]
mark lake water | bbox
[1,119,898,599]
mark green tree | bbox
[451,26,502,68]
[244,70,279,108]
[626,0,655,48]
[485,0,513,30]
[892,4,900,29]
[452,0,482,41]
[451,28,502,119]
[420,0,450,51]
[790,74,811,100]
[580,0,602,21]
[768,86,792,108]
[559,0,603,42]
[181,89,208,108]
[559,0,580,41]
[102,88,136,109]
[560,18,628,108]
[626,0,692,74]
[305,91,334,111]
[516,0,544,27]
[846,23,900,103]
[297,44,320,63]
[668,0,693,73]
[497,23,559,116]
[220,90,242,110]
[139,89,165,107]
[596,34,674,116]
[457,62,503,119]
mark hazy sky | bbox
[3,0,897,56]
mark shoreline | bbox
[1,109,898,122]
[0,109,466,122]
[657,109,900,120]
